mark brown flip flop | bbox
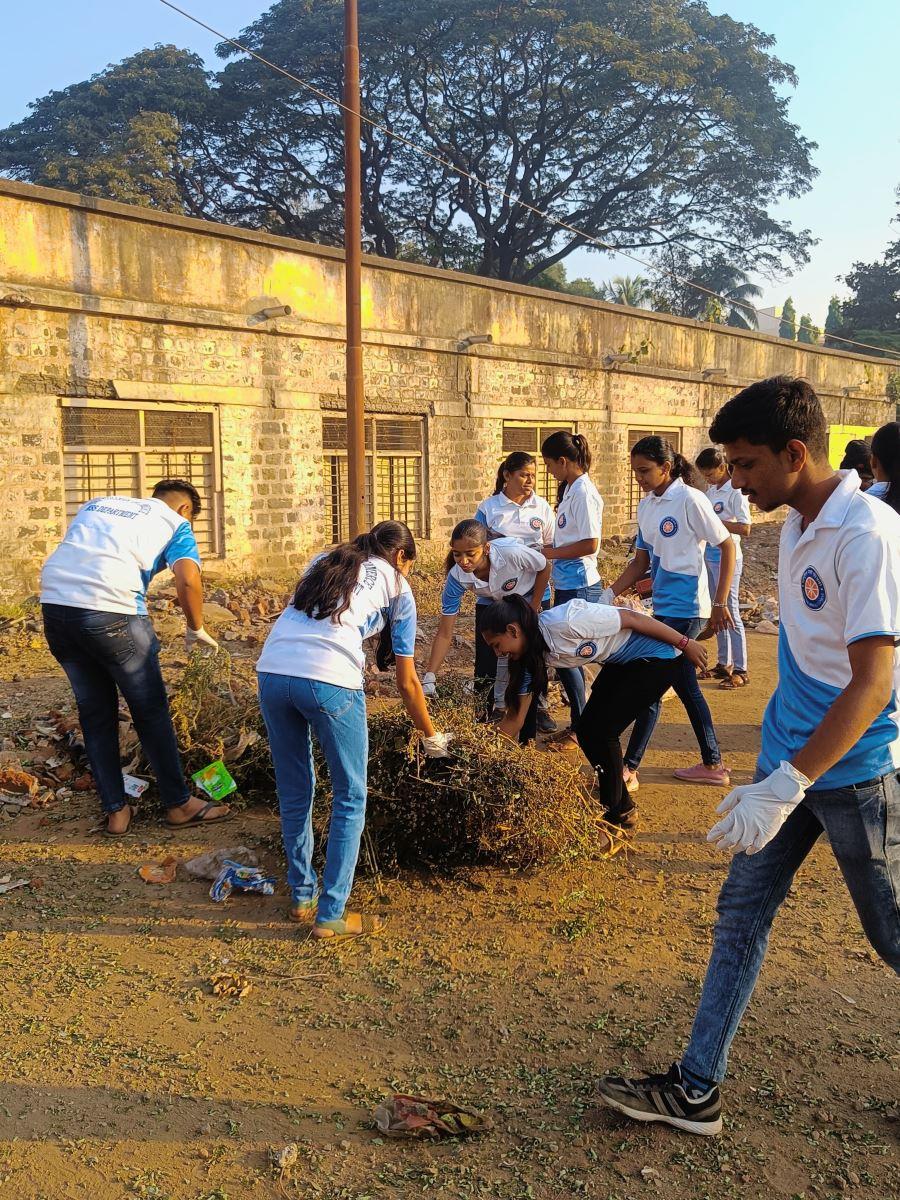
[165,800,231,829]
[104,804,134,837]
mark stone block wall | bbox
[0,178,895,599]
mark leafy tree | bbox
[797,314,818,343]
[0,47,219,214]
[601,275,653,308]
[824,295,843,336]
[649,249,762,328]
[530,262,605,299]
[825,188,900,356]
[779,297,798,340]
[1,2,816,281]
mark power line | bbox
[157,0,899,365]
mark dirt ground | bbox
[0,598,897,1200]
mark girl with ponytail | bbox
[605,436,735,791]
[422,518,550,742]
[869,422,900,514]
[256,521,449,940]
[480,594,707,828]
[540,430,606,725]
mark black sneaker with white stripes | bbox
[596,1063,722,1136]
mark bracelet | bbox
[676,634,689,650]
[712,602,726,609]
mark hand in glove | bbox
[422,671,437,697]
[707,761,810,856]
[185,626,219,655]
[422,731,453,758]
[599,587,616,606]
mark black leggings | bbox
[574,657,682,813]
[474,604,537,744]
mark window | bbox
[627,428,682,519]
[323,415,424,543]
[61,402,223,556]
[502,421,575,506]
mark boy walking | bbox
[597,377,900,1135]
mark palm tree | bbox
[601,274,652,308]
[682,258,763,329]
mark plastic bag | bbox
[209,859,276,902]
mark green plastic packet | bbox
[192,760,238,801]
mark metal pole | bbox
[343,0,366,538]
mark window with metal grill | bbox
[627,428,682,519]
[322,415,424,543]
[501,421,575,506]
[61,402,224,557]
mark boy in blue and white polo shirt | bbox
[40,480,229,836]
[598,377,900,1138]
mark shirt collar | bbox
[649,477,686,504]
[786,470,861,538]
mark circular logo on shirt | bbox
[557,513,567,529]
[139,503,152,515]
[502,577,519,592]
[659,516,679,538]
[576,641,597,659]
[801,567,827,610]
[529,517,543,531]
[713,501,725,514]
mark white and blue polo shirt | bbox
[441,538,547,615]
[40,495,201,616]
[256,555,417,690]
[552,474,604,589]
[704,478,751,564]
[760,472,900,790]
[867,481,889,500]
[474,491,554,548]
[528,600,677,684]
[636,478,730,618]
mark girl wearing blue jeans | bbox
[606,438,736,790]
[256,522,449,941]
[540,430,605,731]
[696,447,751,688]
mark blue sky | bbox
[1,1,897,325]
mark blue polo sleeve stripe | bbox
[389,589,418,657]
[636,529,651,553]
[164,520,201,569]
[441,571,468,616]
[474,507,489,528]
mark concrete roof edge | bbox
[1,176,898,369]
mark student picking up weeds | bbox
[479,594,707,829]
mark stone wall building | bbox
[0,178,895,599]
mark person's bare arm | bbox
[791,637,895,782]
[707,537,736,634]
[395,656,435,737]
[542,538,599,561]
[172,559,203,630]
[608,548,651,597]
[425,614,457,675]
[530,562,552,613]
[618,609,708,671]
[498,692,533,740]
[720,519,750,538]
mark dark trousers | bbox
[624,616,722,769]
[474,603,537,745]
[575,657,683,813]
[42,604,190,814]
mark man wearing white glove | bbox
[40,479,230,835]
[598,377,900,1138]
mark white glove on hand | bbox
[707,760,810,856]
[422,731,453,758]
[422,671,437,697]
[599,587,616,606]
[185,626,219,655]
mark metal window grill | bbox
[501,421,574,506]
[61,404,223,557]
[322,416,424,543]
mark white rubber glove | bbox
[422,731,453,758]
[707,761,810,856]
[422,671,437,697]
[599,587,616,606]
[185,626,219,655]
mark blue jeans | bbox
[705,557,747,673]
[623,616,722,769]
[683,770,900,1084]
[42,604,190,814]
[258,672,368,923]
[554,582,603,718]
